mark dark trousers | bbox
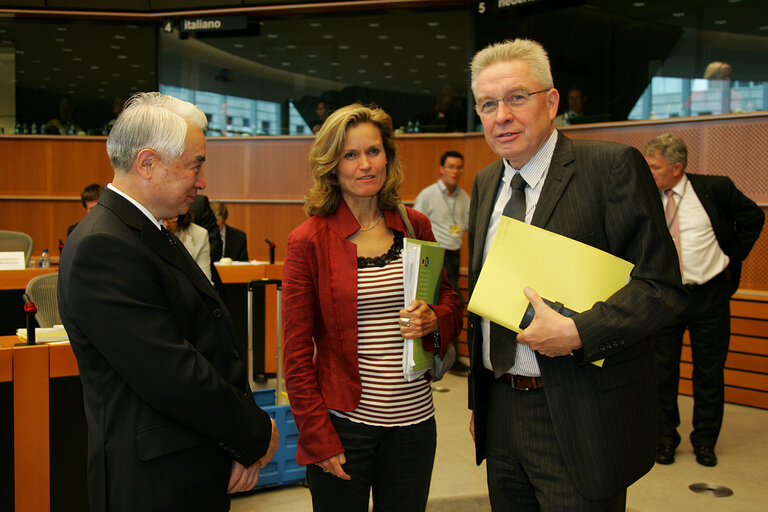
[653,271,731,449]
[306,415,436,512]
[444,249,463,308]
[486,379,626,512]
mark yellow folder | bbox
[468,217,634,334]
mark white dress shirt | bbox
[481,129,558,377]
[662,175,729,285]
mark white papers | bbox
[402,239,429,382]
[16,324,69,343]
[0,251,26,270]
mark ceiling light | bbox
[760,26,768,30]
[114,35,125,40]
[310,22,321,27]
[335,75,343,80]
[112,73,120,77]
[281,62,291,66]
[436,35,447,39]
[111,45,121,49]
[287,44,297,49]
[76,74,84,79]
[437,62,447,67]
[308,69,317,74]
[55,38,65,42]
[632,2,645,6]
[415,54,424,59]
[91,65,100,70]
[383,62,392,67]
[438,74,446,79]
[672,12,685,17]
[368,23,380,28]
[308,54,317,58]
[413,80,422,84]
[131,64,141,68]
[379,35,389,39]
[339,45,349,49]
[360,54,369,59]
[63,48,72,52]
[363,80,371,85]
[448,45,461,50]
[322,34,334,39]
[56,27,68,31]
[267,34,278,38]
[331,62,340,66]
[715,20,727,25]
[385,75,392,79]
[428,22,439,27]
[357,69,366,74]
[117,55,127,59]
[394,45,404,50]
[73,57,82,62]
[15,49,24,54]
[409,68,418,73]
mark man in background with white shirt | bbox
[645,133,764,467]
[413,150,470,297]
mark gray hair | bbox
[106,92,208,172]
[645,133,688,171]
[470,39,554,96]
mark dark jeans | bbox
[306,415,437,512]
[654,270,731,449]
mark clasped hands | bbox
[227,417,280,493]
[515,287,582,357]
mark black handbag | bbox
[397,204,456,381]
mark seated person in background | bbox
[44,97,82,135]
[210,201,249,262]
[163,212,212,282]
[311,97,335,134]
[555,84,587,125]
[67,183,104,236]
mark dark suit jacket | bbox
[467,133,687,500]
[58,188,272,512]
[224,224,249,261]
[686,174,764,294]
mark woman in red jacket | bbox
[282,104,463,511]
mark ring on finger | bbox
[399,317,410,327]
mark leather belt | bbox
[500,373,543,391]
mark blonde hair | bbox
[470,39,554,95]
[304,104,403,217]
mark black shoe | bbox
[655,444,676,464]
[694,446,717,467]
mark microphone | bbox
[265,238,276,264]
[22,293,37,345]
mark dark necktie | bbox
[490,173,527,378]
[160,225,179,250]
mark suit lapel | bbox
[531,133,576,228]
[471,160,505,276]
[100,189,220,302]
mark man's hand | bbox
[469,411,475,442]
[257,418,279,468]
[516,287,582,357]
[227,461,260,494]
[315,453,352,480]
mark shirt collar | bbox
[107,183,163,230]
[502,129,558,189]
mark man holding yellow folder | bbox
[465,39,687,511]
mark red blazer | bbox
[282,200,463,465]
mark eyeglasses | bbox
[474,89,550,116]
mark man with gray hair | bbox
[645,133,763,468]
[466,39,686,510]
[58,92,278,512]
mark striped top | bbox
[331,253,434,427]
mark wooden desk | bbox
[0,336,79,512]
[0,268,57,290]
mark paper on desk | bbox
[468,216,633,352]
[402,238,444,382]
[16,324,69,343]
